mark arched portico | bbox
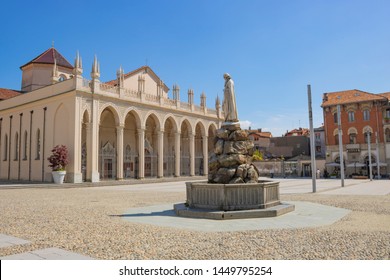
[180,119,191,176]
[99,107,120,179]
[163,116,177,177]
[123,110,141,178]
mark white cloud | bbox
[239,120,252,129]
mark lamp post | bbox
[337,105,345,187]
[366,130,373,181]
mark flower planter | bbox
[52,171,66,184]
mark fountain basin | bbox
[185,180,280,211]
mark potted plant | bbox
[47,145,69,184]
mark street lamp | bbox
[366,130,373,181]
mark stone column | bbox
[174,132,181,177]
[138,128,145,179]
[158,130,164,178]
[189,133,195,176]
[116,125,124,180]
[90,99,100,182]
[202,135,208,176]
[85,122,92,181]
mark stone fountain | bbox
[174,73,294,219]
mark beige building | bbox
[0,47,222,183]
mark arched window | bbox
[3,134,8,161]
[23,131,28,160]
[36,129,41,160]
[58,74,67,82]
[349,133,357,144]
[364,131,372,144]
[14,132,19,160]
[333,112,338,123]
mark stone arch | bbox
[81,108,90,123]
[194,120,206,136]
[180,119,192,176]
[99,103,121,126]
[347,127,357,135]
[194,121,206,175]
[178,117,193,135]
[163,116,178,177]
[123,109,141,179]
[122,107,142,129]
[143,111,161,131]
[362,125,373,134]
[99,107,118,179]
[144,113,160,177]
[162,113,179,132]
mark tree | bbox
[252,149,263,161]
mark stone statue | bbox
[223,73,239,123]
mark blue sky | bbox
[1,0,390,136]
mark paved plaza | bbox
[0,177,389,259]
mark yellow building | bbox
[0,47,222,183]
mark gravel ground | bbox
[0,183,389,260]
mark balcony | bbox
[346,144,360,153]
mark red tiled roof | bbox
[379,92,390,99]
[0,88,21,100]
[20,47,73,69]
[248,131,272,138]
[321,89,386,107]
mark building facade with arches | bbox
[0,47,222,183]
[322,89,390,177]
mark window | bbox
[348,111,355,122]
[386,109,390,119]
[14,132,19,160]
[349,133,357,144]
[333,112,338,123]
[3,134,8,161]
[23,131,28,160]
[36,129,41,160]
[363,109,370,121]
[58,74,66,82]
[364,132,372,144]
[386,128,390,143]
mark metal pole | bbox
[367,131,373,181]
[375,132,380,179]
[337,105,345,187]
[307,84,316,192]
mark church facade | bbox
[0,47,222,183]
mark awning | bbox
[371,162,388,167]
[326,162,340,167]
[346,162,365,168]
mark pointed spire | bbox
[215,95,220,107]
[200,91,206,107]
[117,65,124,87]
[73,51,83,75]
[91,55,100,79]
